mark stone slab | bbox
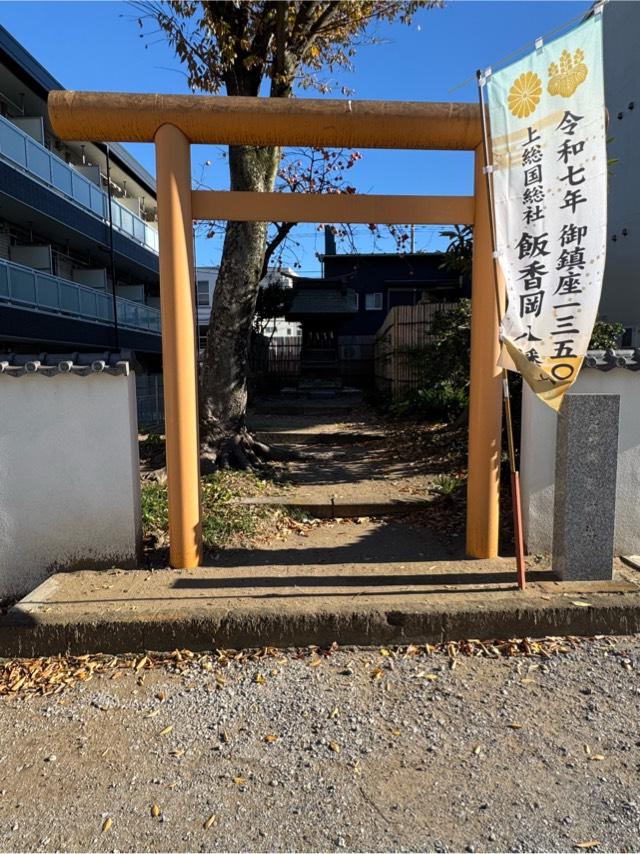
[553,394,619,581]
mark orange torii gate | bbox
[49,92,503,569]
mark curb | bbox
[2,594,640,656]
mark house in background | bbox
[196,265,300,356]
[285,233,467,385]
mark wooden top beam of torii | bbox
[48,91,483,151]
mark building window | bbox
[197,280,210,306]
[365,292,383,310]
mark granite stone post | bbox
[552,394,619,581]
[552,394,620,581]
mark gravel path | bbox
[0,637,639,853]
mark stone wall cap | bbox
[0,350,138,378]
[583,349,640,371]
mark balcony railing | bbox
[0,113,159,255]
[0,257,161,334]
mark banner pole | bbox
[476,70,527,591]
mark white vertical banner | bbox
[485,12,607,410]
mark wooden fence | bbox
[249,333,302,390]
[374,302,456,399]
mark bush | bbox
[589,319,624,350]
[389,381,468,421]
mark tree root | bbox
[200,429,303,472]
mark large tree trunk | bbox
[199,143,282,468]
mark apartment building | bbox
[598,0,640,345]
[0,25,162,371]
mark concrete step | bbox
[235,495,432,518]
[251,403,364,417]
[2,565,639,656]
[254,431,384,446]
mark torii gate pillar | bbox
[155,123,202,568]
[466,145,503,559]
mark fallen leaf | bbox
[233,776,246,786]
[169,748,185,757]
[520,678,536,685]
[379,648,391,657]
[575,841,600,849]
[102,817,112,833]
[159,725,173,737]
[508,723,523,730]
[204,814,217,830]
[254,673,266,685]
[571,601,592,608]
[151,803,161,818]
[135,656,149,672]
[155,691,166,702]
[590,754,605,761]
[329,707,339,719]
[145,709,160,718]
[264,734,278,743]
[474,744,482,755]
[309,658,323,668]
[329,741,341,754]
[371,667,384,681]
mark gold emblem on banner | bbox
[507,71,543,118]
[548,48,588,97]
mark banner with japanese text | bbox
[485,13,607,410]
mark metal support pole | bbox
[474,73,527,587]
[104,144,120,350]
[466,145,503,559]
[154,123,202,568]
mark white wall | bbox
[520,369,640,555]
[0,370,142,599]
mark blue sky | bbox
[1,0,592,273]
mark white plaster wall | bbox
[0,371,141,599]
[520,369,640,555]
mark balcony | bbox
[0,113,159,255]
[0,257,161,334]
